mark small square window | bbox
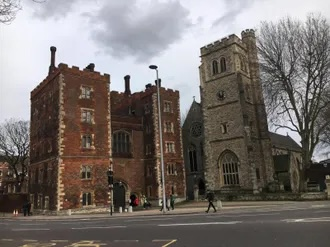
[81,165,91,179]
[165,142,175,153]
[164,101,172,113]
[164,122,173,133]
[82,192,92,206]
[81,86,92,99]
[82,135,92,148]
[221,123,228,134]
[82,109,93,123]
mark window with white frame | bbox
[164,121,174,133]
[81,165,91,179]
[220,151,240,185]
[82,135,92,148]
[82,192,92,206]
[165,142,175,153]
[167,163,176,175]
[81,109,93,123]
[164,101,172,112]
[81,86,92,99]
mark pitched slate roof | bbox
[269,132,301,152]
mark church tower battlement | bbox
[199,29,274,193]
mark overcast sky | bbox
[1,0,329,158]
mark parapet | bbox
[200,33,245,56]
[57,63,110,81]
[241,29,256,39]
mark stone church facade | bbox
[29,47,185,211]
[182,29,301,197]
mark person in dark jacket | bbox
[205,191,217,213]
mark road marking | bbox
[61,221,105,225]
[1,239,14,241]
[12,228,50,231]
[153,239,178,247]
[207,213,280,218]
[71,226,126,230]
[20,223,47,226]
[114,240,139,242]
[282,217,330,223]
[50,240,69,243]
[159,221,242,227]
[126,218,173,222]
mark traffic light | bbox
[107,170,113,185]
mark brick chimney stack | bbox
[124,75,131,95]
[49,46,57,74]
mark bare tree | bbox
[0,119,30,192]
[0,0,45,24]
[257,13,330,191]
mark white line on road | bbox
[159,221,242,227]
[207,213,280,218]
[12,228,50,231]
[114,240,139,242]
[1,239,14,241]
[61,221,105,225]
[282,217,330,223]
[71,226,127,230]
[50,240,69,243]
[126,218,173,222]
[20,223,47,226]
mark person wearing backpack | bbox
[205,191,217,213]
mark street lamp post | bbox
[149,65,167,214]
[107,165,114,216]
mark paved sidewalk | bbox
[1,200,328,220]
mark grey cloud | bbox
[212,0,259,28]
[87,0,193,62]
[26,0,81,20]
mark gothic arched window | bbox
[220,151,239,185]
[188,145,198,172]
[212,60,219,74]
[112,131,131,154]
[220,57,227,73]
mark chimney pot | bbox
[86,63,95,72]
[49,46,57,74]
[124,75,131,95]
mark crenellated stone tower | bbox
[199,29,274,193]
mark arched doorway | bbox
[113,182,126,209]
[198,179,205,195]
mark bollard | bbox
[216,200,222,210]
[128,206,133,213]
[119,207,122,213]
[67,209,71,216]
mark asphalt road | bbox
[1,202,330,247]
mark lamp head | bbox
[149,65,158,70]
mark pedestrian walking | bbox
[205,191,217,213]
[170,194,175,210]
[160,197,170,211]
[22,202,28,216]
